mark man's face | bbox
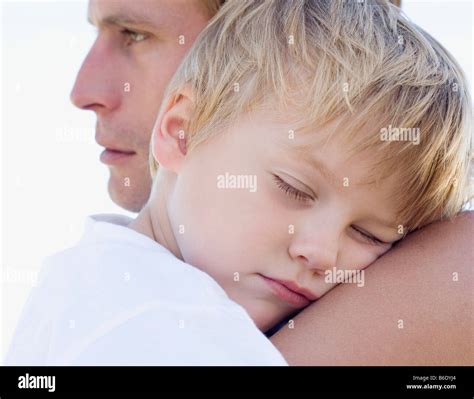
[70,0,210,211]
[160,108,403,332]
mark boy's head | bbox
[145,0,472,331]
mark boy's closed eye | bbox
[272,173,394,246]
[273,174,314,202]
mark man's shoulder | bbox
[37,216,228,307]
[37,236,177,301]
[39,213,171,284]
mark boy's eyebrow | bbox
[293,150,398,228]
[285,142,399,227]
[372,215,398,230]
[294,150,340,188]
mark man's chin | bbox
[107,174,150,213]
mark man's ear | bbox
[151,88,194,173]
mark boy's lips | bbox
[258,274,318,308]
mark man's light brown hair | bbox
[202,0,226,16]
[152,0,472,233]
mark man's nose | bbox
[70,38,121,114]
[288,222,340,274]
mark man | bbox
[71,0,221,211]
[71,0,473,364]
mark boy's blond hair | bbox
[151,0,472,233]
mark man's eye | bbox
[273,175,313,202]
[120,29,147,43]
[352,226,385,245]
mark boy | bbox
[5,0,471,365]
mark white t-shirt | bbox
[4,214,287,366]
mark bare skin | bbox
[270,211,474,365]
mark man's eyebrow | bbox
[87,13,159,30]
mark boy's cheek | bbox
[171,167,286,270]
[176,202,280,281]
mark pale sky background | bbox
[1,0,473,360]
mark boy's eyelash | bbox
[273,174,386,245]
[273,175,313,202]
[352,226,384,245]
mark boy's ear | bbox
[151,88,194,173]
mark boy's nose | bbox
[288,226,339,274]
[70,39,121,115]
